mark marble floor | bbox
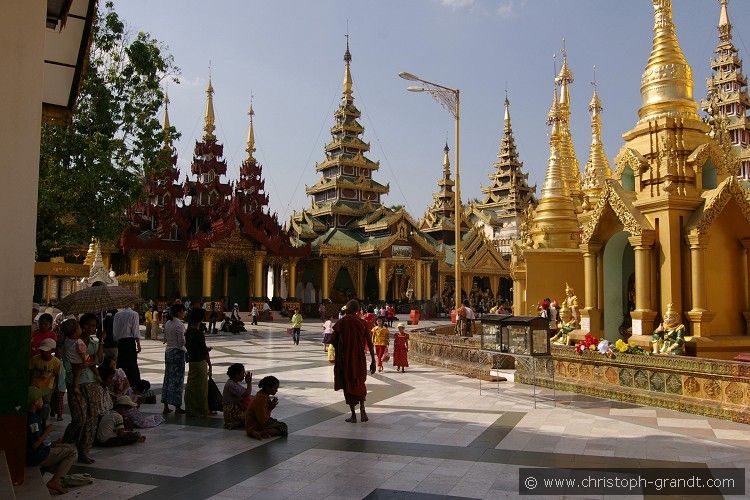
[40,320,750,499]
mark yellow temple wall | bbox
[704,206,749,337]
[522,249,584,315]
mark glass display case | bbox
[480,315,550,356]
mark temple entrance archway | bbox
[227,262,250,309]
[603,231,635,341]
[364,265,378,302]
[332,267,356,302]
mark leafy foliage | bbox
[37,1,179,259]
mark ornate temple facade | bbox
[466,96,536,255]
[289,42,441,304]
[702,0,750,180]
[513,0,750,359]
[118,83,307,307]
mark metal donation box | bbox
[480,315,550,356]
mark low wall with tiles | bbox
[409,329,514,380]
[410,331,750,423]
[516,346,750,424]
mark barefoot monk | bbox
[330,300,376,423]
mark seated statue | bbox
[651,303,686,355]
[550,303,576,345]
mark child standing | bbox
[290,310,303,345]
[371,318,390,373]
[393,323,410,373]
[245,376,288,439]
[322,315,333,352]
[29,338,60,425]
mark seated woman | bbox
[245,376,288,439]
[223,363,253,429]
[99,356,163,429]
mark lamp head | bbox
[399,71,420,81]
[407,86,426,92]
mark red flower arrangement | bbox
[575,333,600,354]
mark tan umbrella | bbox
[56,284,139,314]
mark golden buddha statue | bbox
[562,282,579,326]
[651,303,686,355]
[551,303,576,345]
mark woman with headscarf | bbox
[162,304,187,415]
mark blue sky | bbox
[113,0,750,223]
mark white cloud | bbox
[441,0,476,8]
[497,0,526,18]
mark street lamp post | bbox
[399,71,462,311]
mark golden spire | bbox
[638,0,699,123]
[541,91,568,199]
[583,77,612,198]
[527,83,580,249]
[162,92,171,147]
[203,72,217,141]
[442,141,451,177]
[83,237,97,267]
[245,97,256,161]
[719,0,732,43]
[342,34,353,102]
[554,45,583,201]
[503,92,511,131]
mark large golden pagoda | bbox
[514,0,750,358]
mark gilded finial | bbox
[719,0,732,42]
[162,91,171,147]
[503,91,511,131]
[203,67,217,141]
[638,0,699,123]
[342,31,353,101]
[541,88,567,199]
[443,141,451,176]
[246,94,256,161]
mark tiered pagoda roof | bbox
[293,41,389,236]
[419,143,467,244]
[121,83,306,258]
[473,95,536,219]
[701,0,750,179]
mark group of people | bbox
[28,308,152,495]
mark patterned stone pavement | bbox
[36,320,750,499]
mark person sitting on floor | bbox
[96,395,146,447]
[222,363,253,429]
[26,387,78,495]
[245,376,288,439]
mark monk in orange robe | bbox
[330,299,376,423]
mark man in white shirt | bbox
[113,305,141,386]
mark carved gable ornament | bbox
[613,148,649,180]
[686,142,731,177]
[582,180,652,244]
[690,176,750,236]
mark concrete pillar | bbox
[321,258,330,300]
[178,260,187,298]
[159,263,167,298]
[357,260,364,300]
[202,253,214,299]
[415,261,423,300]
[253,252,266,298]
[222,263,229,298]
[425,261,433,301]
[0,0,46,483]
[686,234,715,336]
[629,234,657,336]
[580,243,601,334]
[378,258,387,301]
[289,258,298,299]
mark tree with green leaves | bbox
[37,1,179,260]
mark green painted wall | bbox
[603,232,634,341]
